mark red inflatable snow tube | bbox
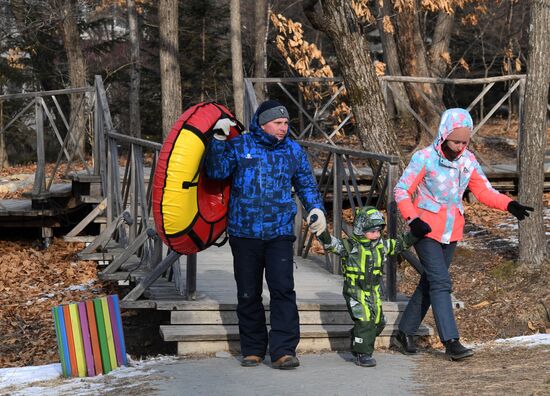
[152,102,242,255]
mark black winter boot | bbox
[445,339,474,361]
[355,353,377,367]
[394,330,418,355]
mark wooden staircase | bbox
[159,300,433,356]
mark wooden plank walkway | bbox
[123,242,412,309]
[133,242,344,307]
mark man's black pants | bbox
[229,235,299,362]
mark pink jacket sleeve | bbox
[468,163,512,211]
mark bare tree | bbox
[304,0,404,170]
[375,0,411,121]
[159,0,182,139]
[392,2,444,142]
[0,103,8,168]
[127,0,141,138]
[429,10,455,97]
[60,0,87,154]
[517,0,550,267]
[254,0,268,102]
[230,0,244,121]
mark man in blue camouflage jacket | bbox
[205,100,326,370]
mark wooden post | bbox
[33,97,46,196]
[293,194,304,256]
[129,144,138,242]
[298,89,305,133]
[106,137,114,225]
[385,163,398,301]
[93,83,101,176]
[95,77,108,194]
[332,153,343,274]
[186,253,197,300]
[123,251,180,301]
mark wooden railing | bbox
[297,140,401,301]
[87,76,197,302]
[0,86,97,198]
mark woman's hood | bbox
[433,108,474,158]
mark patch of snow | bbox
[494,333,550,347]
[0,363,62,390]
[65,281,95,292]
[0,355,179,395]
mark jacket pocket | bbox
[417,199,441,214]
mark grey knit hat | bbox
[257,100,289,125]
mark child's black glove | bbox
[409,218,432,238]
[317,229,331,245]
[507,201,534,220]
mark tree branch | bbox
[302,0,326,33]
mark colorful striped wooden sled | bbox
[52,295,128,377]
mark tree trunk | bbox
[230,0,244,121]
[0,103,8,168]
[517,0,550,267]
[60,0,87,155]
[304,0,404,171]
[375,0,411,121]
[159,0,182,139]
[429,10,454,99]
[253,0,268,103]
[127,0,141,138]
[393,1,442,142]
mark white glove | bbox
[212,118,236,141]
[307,208,326,236]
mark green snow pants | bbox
[345,295,385,355]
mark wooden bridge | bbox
[1,74,548,355]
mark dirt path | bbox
[414,342,550,395]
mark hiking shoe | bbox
[272,355,300,370]
[445,339,474,361]
[241,355,263,367]
[355,353,377,367]
[394,330,419,355]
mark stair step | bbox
[80,195,104,204]
[170,310,404,326]
[63,235,97,243]
[98,256,146,280]
[160,324,432,342]
[99,269,148,281]
[155,300,409,311]
[68,173,102,183]
[77,247,126,261]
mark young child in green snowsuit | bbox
[316,206,424,367]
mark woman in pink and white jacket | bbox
[393,108,533,361]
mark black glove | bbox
[507,201,534,220]
[317,229,332,245]
[409,218,432,238]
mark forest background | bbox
[0,0,539,143]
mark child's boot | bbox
[355,353,376,367]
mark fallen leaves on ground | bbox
[0,238,114,368]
